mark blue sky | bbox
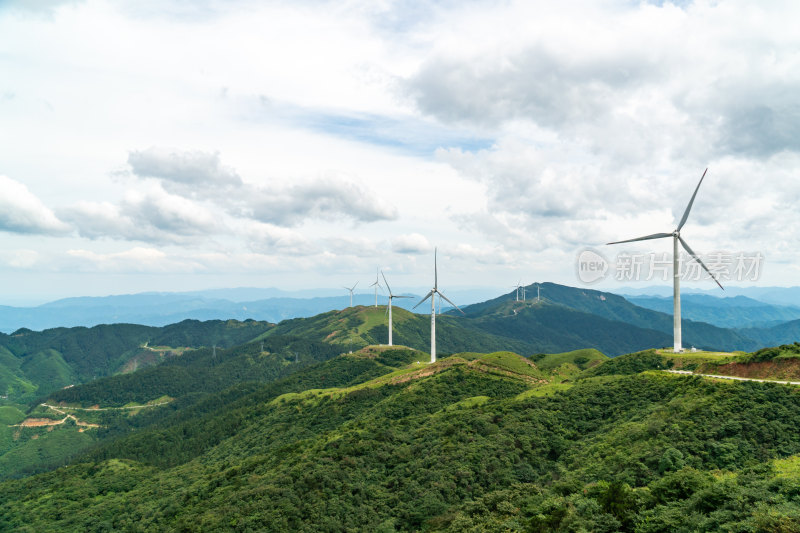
[1,0,799,303]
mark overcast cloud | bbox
[1,0,799,300]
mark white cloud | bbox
[59,186,221,244]
[0,175,69,235]
[391,233,431,254]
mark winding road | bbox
[665,369,800,386]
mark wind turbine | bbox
[513,280,524,301]
[343,281,358,307]
[382,271,411,346]
[607,169,723,353]
[369,267,382,307]
[413,248,465,363]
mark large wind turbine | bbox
[381,271,411,346]
[607,169,723,353]
[343,281,358,307]
[413,248,464,363]
[369,268,382,307]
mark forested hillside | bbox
[4,349,800,531]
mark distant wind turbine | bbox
[413,248,465,363]
[606,169,723,353]
[369,267,382,307]
[512,280,523,301]
[382,271,411,346]
[343,281,358,307]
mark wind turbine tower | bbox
[607,169,723,353]
[343,281,358,307]
[413,248,465,363]
[382,271,411,346]
[369,268,382,307]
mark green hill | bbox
[0,319,275,403]
[461,283,759,352]
[531,348,609,370]
[3,345,800,531]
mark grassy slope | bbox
[531,348,609,371]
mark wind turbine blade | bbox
[350,281,359,291]
[438,292,465,315]
[412,290,434,309]
[434,247,438,290]
[381,271,392,297]
[394,295,413,299]
[607,232,673,245]
[678,236,724,290]
[677,168,708,231]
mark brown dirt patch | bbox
[700,358,800,380]
[18,417,63,427]
[468,361,548,385]
[390,358,463,385]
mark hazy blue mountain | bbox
[0,288,501,334]
[614,284,800,307]
[626,294,800,328]
[738,319,800,347]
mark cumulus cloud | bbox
[391,233,431,254]
[245,177,397,226]
[405,1,800,161]
[0,175,69,235]
[126,148,397,227]
[59,186,220,244]
[128,147,243,192]
[243,221,315,255]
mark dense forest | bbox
[3,346,800,531]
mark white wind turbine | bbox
[369,267,382,307]
[343,281,358,308]
[413,248,465,363]
[382,271,411,346]
[513,280,523,301]
[607,169,723,353]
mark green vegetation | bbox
[581,349,671,377]
[531,348,609,371]
[3,345,800,531]
[735,342,800,363]
[0,319,276,403]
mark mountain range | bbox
[6,282,800,410]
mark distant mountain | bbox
[268,296,681,356]
[738,319,800,347]
[0,319,274,403]
[626,294,800,328]
[0,287,523,334]
[614,284,800,307]
[461,283,759,352]
[0,293,412,333]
